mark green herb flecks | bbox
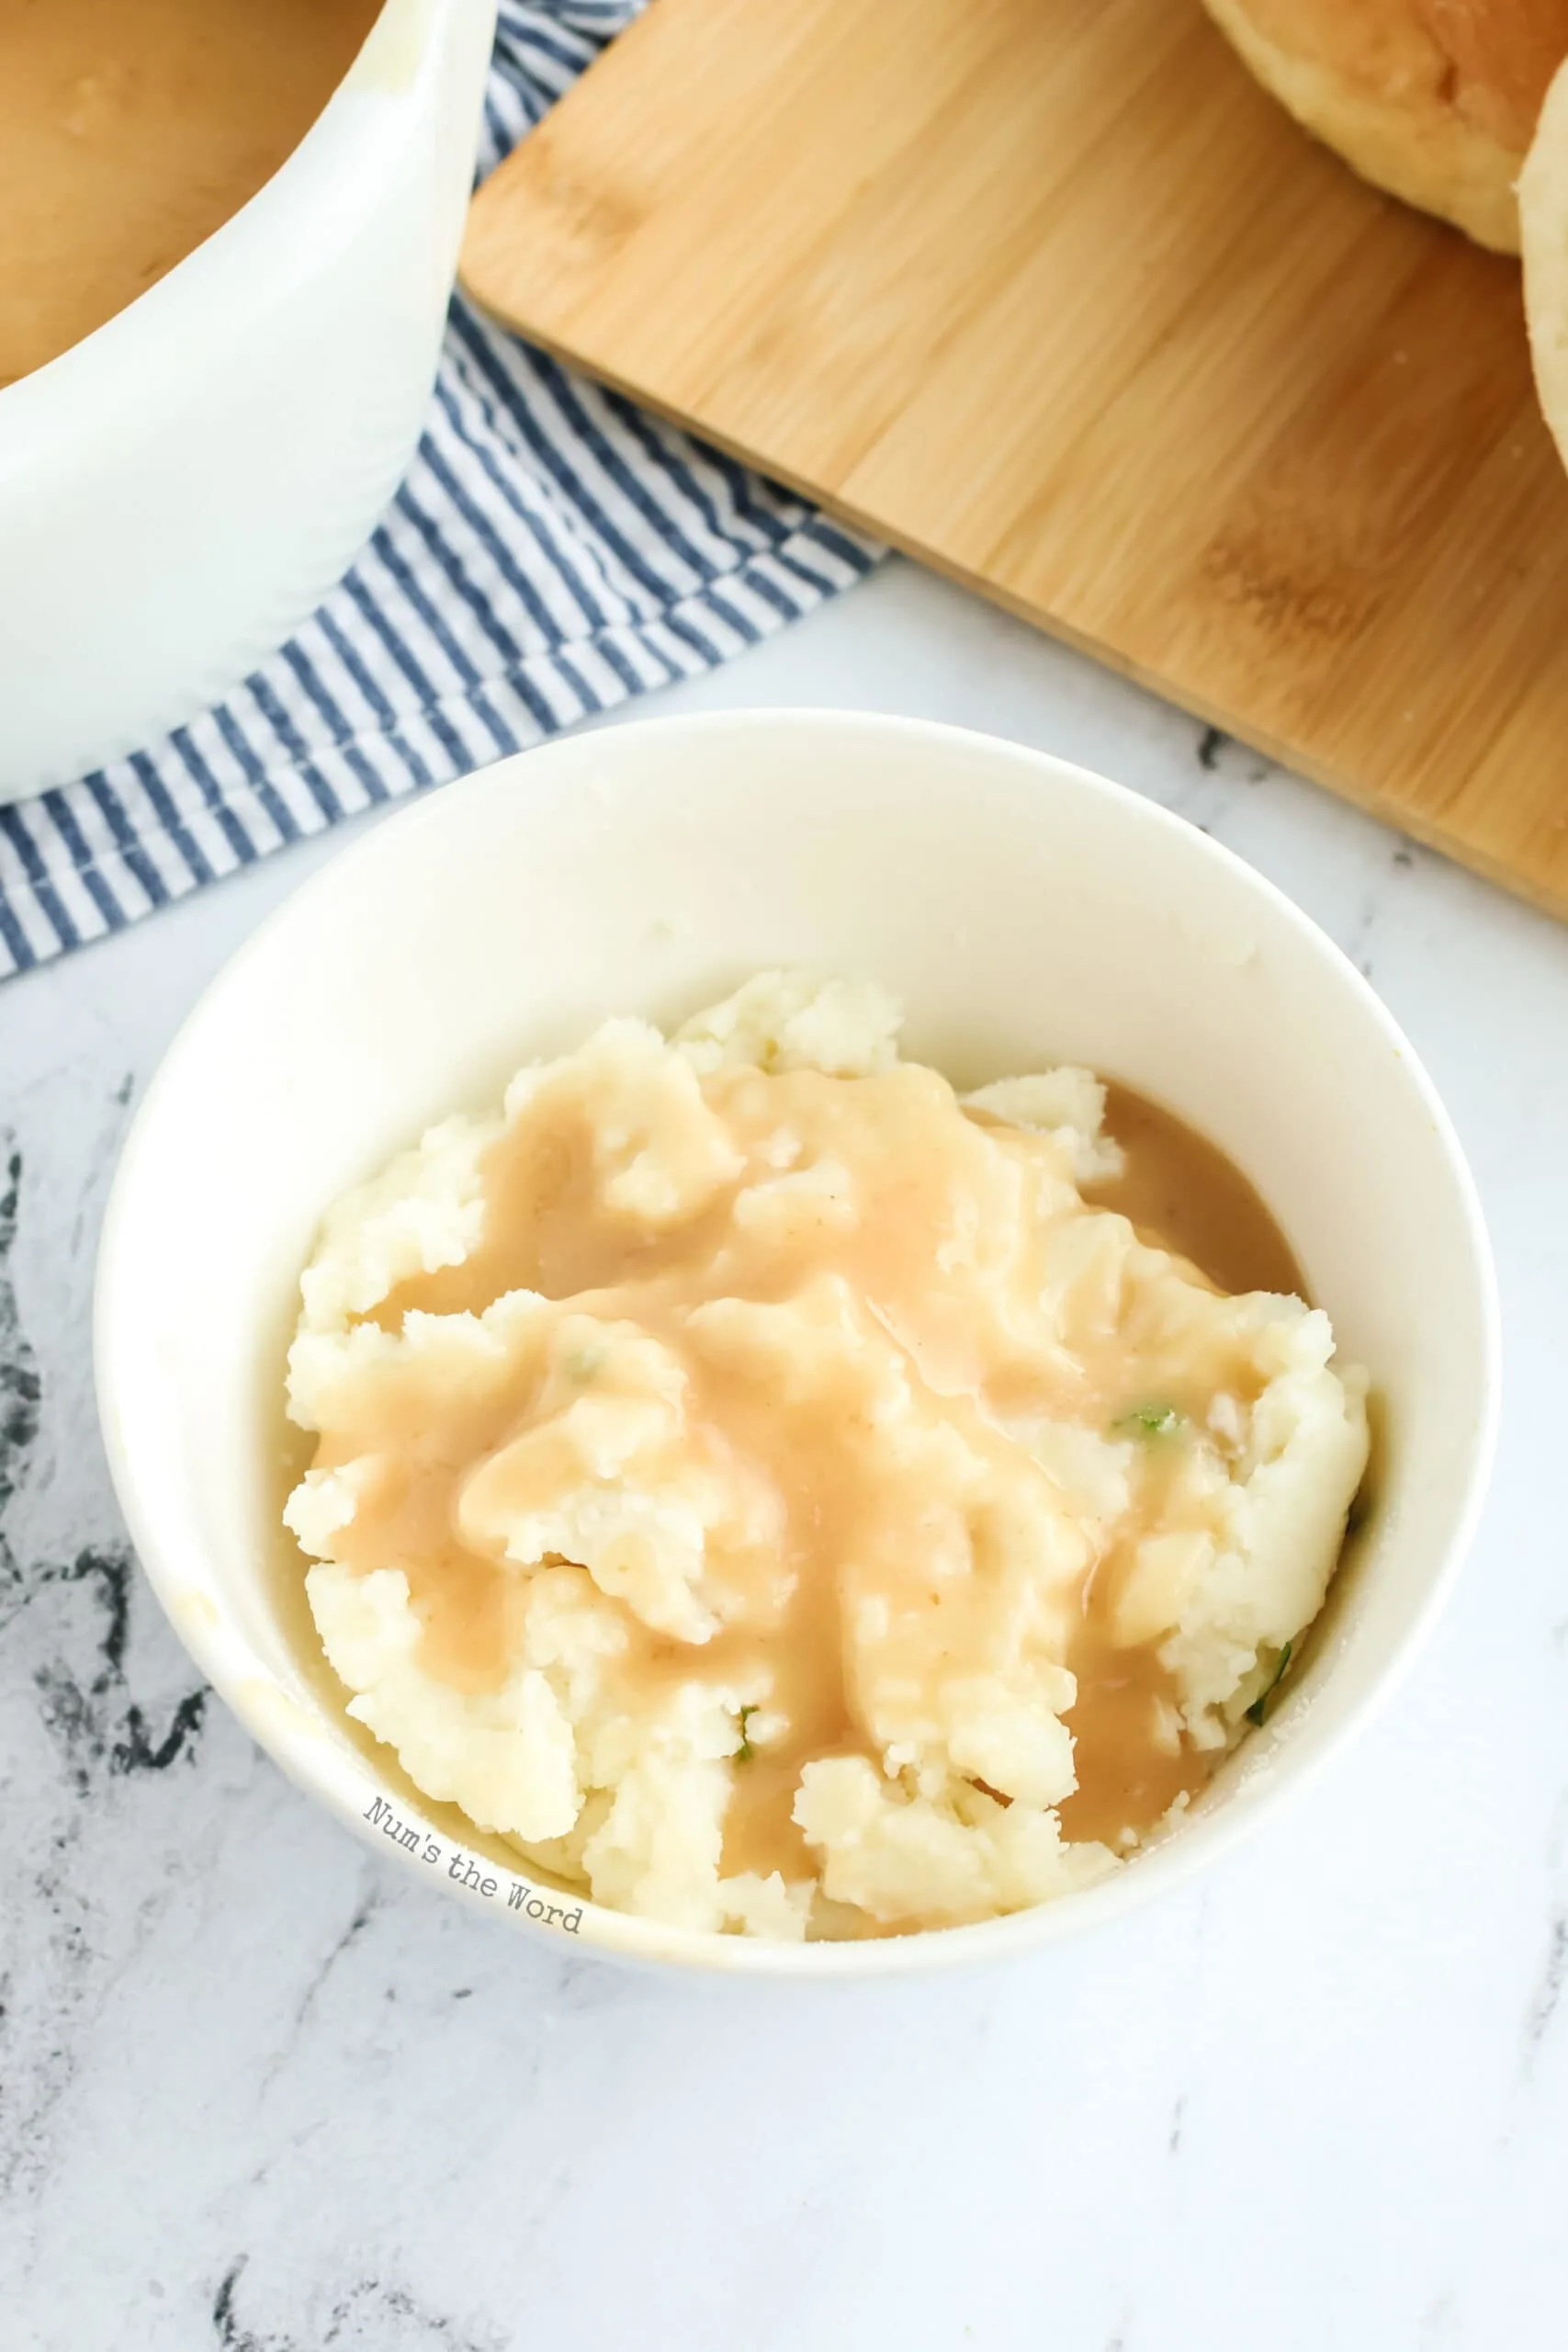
[1114,1403,1183,1439]
[736,1704,760,1763]
[1245,1640,1293,1727]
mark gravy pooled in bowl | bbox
[282,976,1369,1940]
[0,0,381,389]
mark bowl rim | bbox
[94,705,1502,1976]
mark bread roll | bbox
[1521,57,1568,472]
[1200,0,1568,252]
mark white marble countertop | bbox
[4,559,1565,2351]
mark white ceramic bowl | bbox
[0,0,497,804]
[96,709,1499,1975]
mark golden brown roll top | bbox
[1200,0,1568,251]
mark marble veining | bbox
[3,560,1566,2349]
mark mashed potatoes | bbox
[284,974,1369,1940]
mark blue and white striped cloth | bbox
[0,0,881,981]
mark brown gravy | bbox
[0,0,382,389]
[1087,1083,1303,1300]
[288,1066,1312,1929]
[1064,1086,1304,1845]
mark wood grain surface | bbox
[462,0,1568,917]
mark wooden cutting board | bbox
[461,0,1568,919]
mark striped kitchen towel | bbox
[0,0,881,981]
